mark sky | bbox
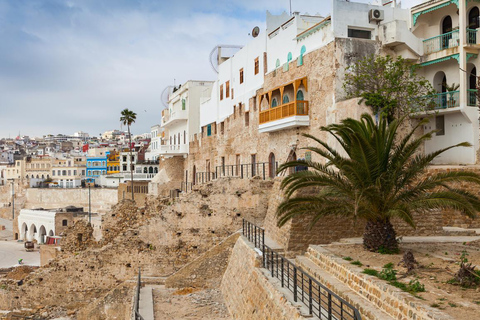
[0,0,422,139]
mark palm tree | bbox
[277,114,480,253]
[120,108,137,202]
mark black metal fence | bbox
[195,171,217,184]
[132,268,145,320]
[215,162,278,180]
[242,219,362,320]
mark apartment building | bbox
[51,157,86,188]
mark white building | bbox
[145,124,163,161]
[161,80,214,158]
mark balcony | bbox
[422,91,460,111]
[423,30,459,55]
[159,144,188,156]
[259,101,309,133]
[161,109,188,127]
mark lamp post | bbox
[8,179,14,220]
[88,184,91,224]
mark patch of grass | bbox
[383,262,394,269]
[342,256,353,261]
[448,302,457,308]
[408,280,426,293]
[438,298,447,301]
[390,280,408,291]
[379,266,397,281]
[362,269,379,277]
[378,245,400,254]
[430,303,440,308]
[351,260,363,267]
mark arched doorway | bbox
[433,71,447,108]
[288,152,297,175]
[469,7,479,29]
[193,165,196,185]
[29,224,37,241]
[442,16,452,49]
[39,225,46,244]
[149,167,153,174]
[469,66,477,106]
[48,230,54,237]
[21,223,27,241]
[268,153,276,178]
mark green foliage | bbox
[276,114,480,253]
[408,280,426,293]
[351,260,363,267]
[460,249,469,264]
[343,55,435,123]
[390,280,407,291]
[383,262,394,269]
[342,256,353,261]
[378,246,400,254]
[430,303,441,308]
[363,268,379,277]
[448,302,457,307]
[379,265,397,281]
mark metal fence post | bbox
[328,292,332,320]
[281,257,284,287]
[242,219,245,235]
[309,278,313,315]
[293,267,298,302]
[241,165,243,179]
[270,251,274,277]
[263,163,266,180]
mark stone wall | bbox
[149,156,185,197]
[221,236,309,320]
[304,245,450,320]
[40,245,60,266]
[24,188,118,214]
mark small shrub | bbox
[430,303,440,308]
[448,302,457,308]
[408,280,425,293]
[351,260,363,267]
[390,281,407,291]
[379,266,397,281]
[383,262,394,269]
[343,256,353,261]
[363,269,379,277]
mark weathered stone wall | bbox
[148,156,185,197]
[221,236,309,320]
[305,245,449,320]
[24,188,118,214]
[39,245,60,266]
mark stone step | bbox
[138,285,155,320]
[295,255,394,320]
[442,226,479,236]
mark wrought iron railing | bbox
[215,162,278,180]
[467,28,478,45]
[423,30,459,54]
[424,91,460,109]
[132,268,145,320]
[468,89,477,107]
[242,219,362,320]
[195,171,217,184]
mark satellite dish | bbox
[209,44,244,74]
[160,86,174,109]
[252,26,260,38]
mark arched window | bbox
[268,153,276,178]
[298,45,306,66]
[469,7,479,29]
[282,95,289,104]
[154,167,158,173]
[271,98,278,108]
[275,59,280,69]
[296,90,304,101]
[287,52,292,62]
[143,167,147,173]
[442,16,453,49]
[149,167,153,173]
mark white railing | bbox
[160,144,188,154]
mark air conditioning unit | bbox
[369,9,384,23]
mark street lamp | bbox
[88,184,91,224]
[7,179,14,220]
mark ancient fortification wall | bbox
[24,188,118,213]
[221,236,309,320]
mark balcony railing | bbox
[159,144,188,154]
[259,100,309,124]
[467,28,478,45]
[423,91,460,110]
[423,30,459,55]
[468,89,477,107]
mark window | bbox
[207,124,212,136]
[298,45,306,66]
[52,171,55,176]
[245,112,250,127]
[275,59,281,69]
[239,68,244,84]
[231,88,234,99]
[272,98,278,108]
[436,115,445,136]
[282,95,289,104]
[220,122,225,135]
[62,220,68,226]
[220,84,224,100]
[348,28,371,39]
[296,90,304,101]
[226,81,230,98]
[123,156,127,162]
[254,57,259,75]
[123,165,127,171]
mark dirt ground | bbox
[153,286,231,320]
[325,241,480,320]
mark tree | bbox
[120,108,137,201]
[277,114,480,253]
[343,55,435,123]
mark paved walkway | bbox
[339,235,480,244]
[0,241,40,268]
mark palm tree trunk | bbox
[128,125,134,202]
[363,218,398,253]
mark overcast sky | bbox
[0,0,422,139]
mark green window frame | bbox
[207,124,212,136]
[182,99,186,110]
